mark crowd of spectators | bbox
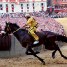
[0,11,66,36]
[50,12,67,18]
[0,11,48,18]
[0,11,67,18]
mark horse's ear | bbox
[8,21,10,23]
[5,21,10,26]
[5,21,8,25]
[5,21,10,25]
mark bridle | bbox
[6,24,21,34]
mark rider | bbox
[24,13,39,45]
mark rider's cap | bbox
[25,13,30,17]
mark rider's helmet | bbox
[25,13,30,18]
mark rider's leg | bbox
[29,30,39,44]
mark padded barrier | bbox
[0,34,11,51]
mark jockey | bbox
[24,13,39,45]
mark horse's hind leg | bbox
[56,45,67,59]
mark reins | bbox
[12,28,21,34]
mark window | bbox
[12,4,14,6]
[27,10,29,12]
[32,3,35,9]
[21,4,23,9]
[21,4,23,7]
[11,4,14,12]
[33,3,34,6]
[0,4,3,10]
[27,4,29,7]
[6,4,8,12]
[21,10,23,12]
[6,4,8,7]
[27,4,29,9]
[41,3,44,11]
[41,3,43,6]
[21,4,23,12]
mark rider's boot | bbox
[33,40,39,44]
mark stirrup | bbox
[33,41,39,44]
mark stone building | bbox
[0,0,47,13]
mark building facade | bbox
[51,0,67,12]
[0,0,47,13]
[47,0,52,7]
[52,0,67,9]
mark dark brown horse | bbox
[4,22,67,64]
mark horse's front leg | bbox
[25,45,39,55]
[25,45,33,55]
[52,50,57,59]
[25,45,45,65]
[29,48,45,65]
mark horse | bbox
[4,22,67,64]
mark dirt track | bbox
[0,46,67,67]
[0,18,67,67]
[55,18,67,35]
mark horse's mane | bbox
[10,23,19,28]
[10,23,28,32]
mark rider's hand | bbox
[36,23,39,28]
[23,24,29,29]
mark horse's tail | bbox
[56,35,67,42]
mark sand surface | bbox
[55,18,67,35]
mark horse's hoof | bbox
[62,55,67,59]
[52,54,55,59]
[42,62,45,65]
[52,56,55,59]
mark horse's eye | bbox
[7,28,9,31]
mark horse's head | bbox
[4,22,12,34]
[4,22,20,35]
